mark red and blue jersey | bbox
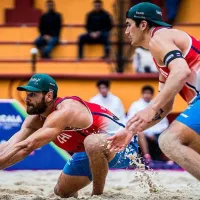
[52,96,125,153]
[152,27,200,104]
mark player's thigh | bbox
[55,172,90,195]
[161,120,200,153]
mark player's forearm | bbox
[126,100,172,137]
[0,141,31,170]
[143,105,171,130]
[150,70,189,112]
[0,142,9,155]
[138,98,173,132]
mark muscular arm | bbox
[144,98,173,130]
[149,33,191,112]
[0,100,92,170]
[0,115,42,157]
[0,115,42,169]
[142,73,173,130]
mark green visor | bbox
[17,86,44,92]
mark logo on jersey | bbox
[180,113,188,118]
[57,133,72,144]
[100,106,107,111]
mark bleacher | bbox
[0,0,134,74]
[0,0,197,113]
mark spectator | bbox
[78,0,113,60]
[90,79,126,124]
[165,0,181,25]
[127,85,169,161]
[133,47,158,73]
[34,0,62,59]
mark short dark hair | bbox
[133,18,160,28]
[46,0,54,4]
[93,0,102,4]
[96,79,110,88]
[142,85,154,94]
[42,91,57,100]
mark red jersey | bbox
[52,96,125,153]
[152,27,200,104]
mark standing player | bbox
[108,2,200,180]
[0,74,138,197]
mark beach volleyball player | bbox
[108,2,200,180]
[0,74,138,198]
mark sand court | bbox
[0,169,199,200]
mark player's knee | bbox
[54,184,76,198]
[54,184,63,197]
[158,132,168,152]
[84,134,106,154]
[158,131,179,156]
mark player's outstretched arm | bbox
[0,115,42,164]
[107,98,174,152]
[0,100,92,170]
[0,115,42,169]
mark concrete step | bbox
[0,58,133,74]
[0,43,108,58]
[0,25,117,43]
[0,25,200,42]
[0,26,86,42]
[0,59,123,74]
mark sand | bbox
[0,169,199,200]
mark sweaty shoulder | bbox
[55,99,82,110]
[55,98,91,120]
[149,28,190,65]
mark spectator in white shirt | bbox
[90,79,126,124]
[133,47,158,73]
[127,85,169,161]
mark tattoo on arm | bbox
[152,108,164,121]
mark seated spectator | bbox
[133,47,158,73]
[127,85,169,161]
[34,0,62,59]
[90,79,126,124]
[78,0,113,60]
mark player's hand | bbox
[107,128,134,152]
[90,32,97,38]
[127,106,157,133]
[43,35,52,41]
[95,31,101,37]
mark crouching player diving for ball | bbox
[0,73,138,198]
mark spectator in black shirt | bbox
[34,0,62,59]
[78,0,113,60]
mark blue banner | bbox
[0,99,70,170]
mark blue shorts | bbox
[63,141,138,181]
[176,95,200,134]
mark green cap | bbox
[17,73,58,95]
[126,2,171,27]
